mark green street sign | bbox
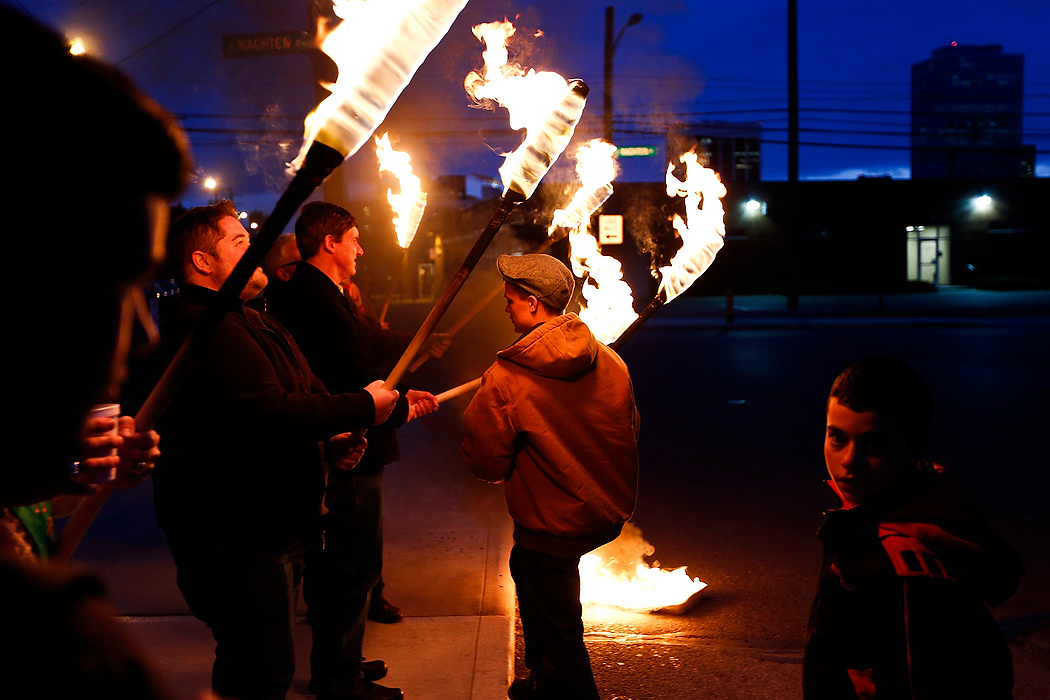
[616,145,657,158]
[222,31,313,58]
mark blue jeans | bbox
[510,544,601,700]
[304,469,384,692]
[173,540,306,700]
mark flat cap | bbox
[497,253,575,312]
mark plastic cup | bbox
[85,403,120,483]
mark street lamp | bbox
[744,199,767,216]
[972,194,993,212]
[603,7,643,143]
[203,177,219,204]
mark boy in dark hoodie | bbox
[803,356,1025,699]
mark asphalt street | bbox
[583,292,1050,700]
[67,287,1050,700]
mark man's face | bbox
[504,282,537,335]
[332,225,363,281]
[824,397,914,506]
[210,215,267,298]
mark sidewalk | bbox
[69,414,515,700]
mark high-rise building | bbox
[911,43,1035,179]
[669,121,762,182]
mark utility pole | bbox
[603,7,643,143]
[786,0,800,309]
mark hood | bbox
[496,314,598,380]
[824,463,1024,607]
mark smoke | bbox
[587,521,657,579]
[241,103,303,193]
[623,188,683,275]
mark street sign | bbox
[222,31,313,58]
[599,214,624,245]
[616,145,657,158]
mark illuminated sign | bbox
[598,215,624,244]
[615,145,657,158]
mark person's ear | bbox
[191,250,211,275]
[528,295,539,313]
[323,234,338,254]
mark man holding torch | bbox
[152,201,399,700]
[267,201,444,700]
[460,254,640,700]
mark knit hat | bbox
[496,254,575,311]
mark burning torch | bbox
[610,148,726,351]
[384,77,590,391]
[374,132,427,325]
[408,138,614,374]
[53,0,469,561]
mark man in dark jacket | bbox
[461,254,640,700]
[153,201,399,700]
[804,356,1025,699]
[267,201,442,700]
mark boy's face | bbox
[824,397,915,506]
[504,282,538,335]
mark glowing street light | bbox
[972,194,993,212]
[69,39,86,56]
[744,198,766,215]
[203,177,219,203]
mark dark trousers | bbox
[510,544,601,700]
[304,470,384,692]
[172,541,306,700]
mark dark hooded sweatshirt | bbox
[804,462,1025,699]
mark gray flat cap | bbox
[497,254,575,312]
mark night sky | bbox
[13,0,1049,213]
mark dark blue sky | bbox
[15,0,1049,213]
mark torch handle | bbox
[377,247,411,325]
[407,226,568,374]
[377,275,396,325]
[52,142,347,563]
[436,377,482,404]
[609,295,665,351]
[383,193,522,390]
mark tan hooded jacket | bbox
[462,314,640,557]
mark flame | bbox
[657,149,727,303]
[375,133,427,249]
[580,523,706,613]
[563,140,637,345]
[290,0,468,172]
[464,20,587,199]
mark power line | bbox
[116,0,224,66]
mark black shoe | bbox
[367,598,403,624]
[362,659,388,681]
[508,676,541,699]
[315,676,403,700]
[309,661,387,695]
